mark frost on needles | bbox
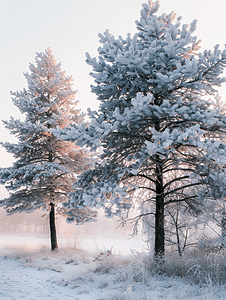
[0,48,96,251]
[55,1,226,257]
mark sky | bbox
[1,0,226,171]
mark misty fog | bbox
[0,183,146,255]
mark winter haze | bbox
[1,0,226,224]
[1,1,226,299]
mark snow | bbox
[1,1,226,299]
[0,257,77,300]
[1,234,226,299]
[0,233,147,256]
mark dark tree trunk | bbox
[155,157,165,259]
[154,113,165,259]
[221,212,226,248]
[49,202,58,251]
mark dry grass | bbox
[1,242,226,299]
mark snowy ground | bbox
[0,232,147,255]
[1,234,226,299]
[0,256,76,300]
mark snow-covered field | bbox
[1,234,226,299]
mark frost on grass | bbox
[1,244,226,299]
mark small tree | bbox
[56,1,226,258]
[0,48,96,251]
[165,203,199,256]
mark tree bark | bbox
[154,112,165,259]
[49,202,58,251]
[155,156,165,259]
[221,211,226,248]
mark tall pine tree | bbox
[56,1,226,258]
[0,48,96,251]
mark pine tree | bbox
[0,48,96,251]
[56,1,226,258]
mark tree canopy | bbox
[0,48,96,249]
[56,1,226,256]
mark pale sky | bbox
[1,0,226,171]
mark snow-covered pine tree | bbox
[55,1,226,258]
[0,48,96,251]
